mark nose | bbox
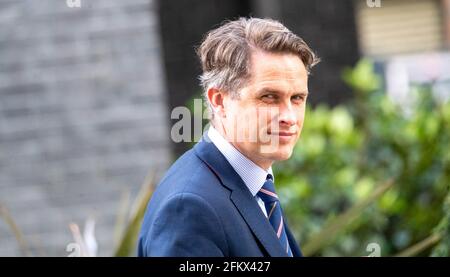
[278,102,297,127]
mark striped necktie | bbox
[257,174,293,257]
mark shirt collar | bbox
[207,126,273,196]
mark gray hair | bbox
[196,17,320,119]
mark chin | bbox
[273,152,293,161]
[261,146,294,161]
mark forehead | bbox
[247,50,308,92]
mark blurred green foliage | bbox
[114,173,155,257]
[275,59,450,256]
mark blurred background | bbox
[0,0,449,256]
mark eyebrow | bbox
[256,88,309,97]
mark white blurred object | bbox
[384,51,450,116]
[68,217,97,257]
[83,218,98,257]
[385,59,414,116]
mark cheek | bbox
[297,105,306,121]
[296,109,306,134]
[299,111,305,124]
[228,103,256,132]
[224,102,242,123]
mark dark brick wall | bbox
[0,0,170,256]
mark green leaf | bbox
[302,178,395,256]
[113,173,155,257]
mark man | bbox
[138,17,319,257]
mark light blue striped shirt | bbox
[207,126,272,217]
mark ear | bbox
[207,88,227,118]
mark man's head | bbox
[197,17,319,169]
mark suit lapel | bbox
[194,138,288,257]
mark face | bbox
[218,50,309,169]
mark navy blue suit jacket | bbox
[138,137,302,257]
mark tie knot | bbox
[257,174,278,203]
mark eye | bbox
[261,94,278,102]
[291,94,306,103]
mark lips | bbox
[268,131,296,136]
[267,131,297,144]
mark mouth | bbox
[268,131,297,137]
[266,131,297,144]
